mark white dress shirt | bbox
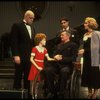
[23,19,32,39]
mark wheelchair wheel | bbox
[70,69,81,99]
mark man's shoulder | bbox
[11,21,25,29]
[13,21,23,26]
[69,27,77,33]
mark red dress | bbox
[28,46,48,81]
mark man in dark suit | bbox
[44,30,78,98]
[10,10,36,97]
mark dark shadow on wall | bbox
[20,1,47,21]
[0,32,12,60]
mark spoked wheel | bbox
[70,62,81,99]
[71,70,81,98]
[75,71,81,98]
[70,69,76,98]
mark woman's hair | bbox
[85,17,98,29]
[34,33,46,45]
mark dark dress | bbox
[81,38,100,88]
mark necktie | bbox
[26,23,30,26]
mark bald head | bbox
[24,10,35,25]
[24,10,35,17]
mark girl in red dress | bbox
[28,33,55,98]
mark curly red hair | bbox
[34,33,46,45]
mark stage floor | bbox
[0,79,100,99]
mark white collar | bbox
[63,26,69,31]
[36,46,44,53]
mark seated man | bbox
[43,30,78,98]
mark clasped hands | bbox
[54,54,62,61]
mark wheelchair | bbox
[32,61,81,99]
[70,61,81,99]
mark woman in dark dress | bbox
[78,17,100,99]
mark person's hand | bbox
[38,67,43,71]
[13,56,21,64]
[78,49,84,55]
[54,54,62,61]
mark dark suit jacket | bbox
[53,41,78,67]
[52,41,78,74]
[10,21,36,61]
